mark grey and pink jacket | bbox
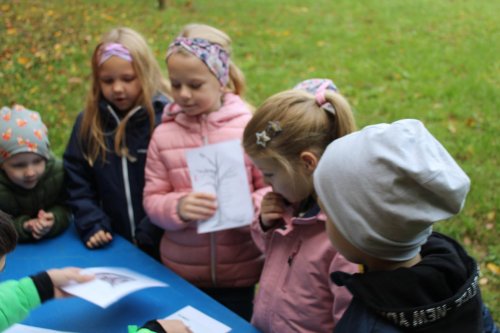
[143,93,267,288]
[251,202,358,333]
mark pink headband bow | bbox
[98,43,132,66]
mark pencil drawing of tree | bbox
[193,150,250,229]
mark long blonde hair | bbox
[243,89,356,176]
[80,27,170,165]
[174,23,247,97]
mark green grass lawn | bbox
[1,0,498,321]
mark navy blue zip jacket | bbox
[63,95,169,245]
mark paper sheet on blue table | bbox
[61,267,167,308]
[186,139,254,234]
[166,306,231,333]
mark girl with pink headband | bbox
[241,79,359,332]
[63,27,170,259]
[143,23,267,320]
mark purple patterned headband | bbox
[166,37,230,86]
[98,43,132,66]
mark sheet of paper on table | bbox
[185,140,254,234]
[61,267,168,308]
[166,306,231,333]
[4,324,76,333]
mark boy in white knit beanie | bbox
[314,119,498,332]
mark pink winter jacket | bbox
[251,203,358,333]
[143,93,267,288]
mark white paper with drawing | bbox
[186,140,254,233]
[61,267,168,308]
[166,305,231,333]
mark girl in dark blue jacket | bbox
[63,27,170,258]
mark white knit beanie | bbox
[314,119,470,261]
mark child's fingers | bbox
[23,221,34,231]
[261,200,285,215]
[192,192,217,201]
[260,211,285,228]
[49,267,95,298]
[186,198,217,218]
[35,222,52,235]
[262,211,284,220]
[188,193,218,209]
[86,231,112,248]
[43,219,55,228]
[263,191,285,201]
[181,207,215,221]
[32,222,45,234]
[32,227,49,240]
[86,239,97,248]
[178,193,218,221]
[158,319,193,333]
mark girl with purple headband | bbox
[242,79,359,332]
[143,23,268,320]
[63,27,170,259]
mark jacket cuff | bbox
[30,271,54,303]
[141,320,166,333]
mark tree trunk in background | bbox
[158,0,166,10]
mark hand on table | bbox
[32,210,54,239]
[46,267,94,298]
[23,210,55,240]
[86,230,113,248]
[157,319,193,333]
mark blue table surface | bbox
[1,226,261,333]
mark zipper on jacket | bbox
[200,114,209,145]
[210,232,217,286]
[107,105,141,239]
[287,240,302,267]
[199,114,217,285]
[122,155,136,239]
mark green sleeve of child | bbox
[128,326,156,333]
[0,277,41,331]
[128,320,167,333]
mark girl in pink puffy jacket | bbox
[241,79,359,332]
[143,23,267,321]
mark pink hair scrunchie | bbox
[294,78,338,114]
